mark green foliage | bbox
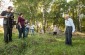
[0,33,85,55]
[0,33,28,55]
[13,0,85,31]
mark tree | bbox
[13,0,85,32]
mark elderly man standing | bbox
[64,14,75,45]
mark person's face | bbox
[54,25,56,27]
[8,7,13,12]
[64,15,69,20]
[26,20,28,23]
[21,15,23,17]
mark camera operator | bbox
[0,6,14,43]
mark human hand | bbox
[4,15,8,18]
[72,32,75,35]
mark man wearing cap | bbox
[64,14,75,45]
[0,6,14,43]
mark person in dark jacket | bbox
[0,6,14,43]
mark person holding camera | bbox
[0,6,14,43]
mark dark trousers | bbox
[65,26,72,45]
[25,28,29,37]
[3,25,12,43]
[18,25,25,38]
[53,32,57,35]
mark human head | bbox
[64,14,69,20]
[54,25,56,27]
[25,20,28,23]
[19,13,23,17]
[7,6,13,12]
[53,25,56,27]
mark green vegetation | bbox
[0,0,85,55]
[13,0,85,32]
[0,33,85,55]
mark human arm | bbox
[18,17,22,28]
[0,15,7,18]
[64,20,66,33]
[0,11,7,18]
[70,18,75,33]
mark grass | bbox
[0,33,85,55]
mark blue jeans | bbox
[25,27,29,37]
[65,26,72,45]
[31,29,34,35]
[18,25,25,38]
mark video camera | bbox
[6,12,17,26]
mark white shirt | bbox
[53,27,57,32]
[26,24,30,28]
[65,18,75,33]
[30,25,35,29]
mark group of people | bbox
[17,13,35,38]
[0,6,35,43]
[0,6,75,46]
[53,14,75,46]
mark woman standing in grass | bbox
[17,13,25,38]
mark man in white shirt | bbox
[30,24,35,35]
[64,14,75,45]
